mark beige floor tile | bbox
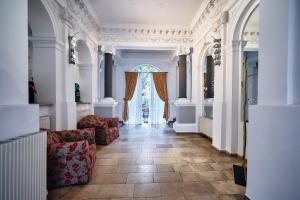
[134,183,161,198]
[95,158,118,166]
[197,171,228,182]
[118,158,137,165]
[137,165,157,173]
[209,163,234,171]
[118,165,138,173]
[127,173,154,183]
[223,170,234,180]
[153,157,177,165]
[190,163,215,172]
[173,164,194,172]
[94,165,119,174]
[212,180,245,195]
[182,182,216,196]
[153,172,182,183]
[156,165,175,172]
[159,182,185,196]
[181,172,201,182]
[90,173,128,184]
[63,184,134,199]
[136,157,154,165]
[184,194,219,200]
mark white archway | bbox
[28,0,61,129]
[226,0,259,155]
[195,43,215,137]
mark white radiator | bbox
[0,131,47,200]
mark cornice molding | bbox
[98,26,193,44]
[190,0,222,34]
[57,0,100,38]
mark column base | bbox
[212,101,227,151]
[94,98,118,118]
[0,104,39,141]
[174,99,197,133]
[173,122,197,132]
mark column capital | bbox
[225,40,246,52]
[177,46,190,56]
[101,45,116,55]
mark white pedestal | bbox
[94,98,118,118]
[173,99,197,133]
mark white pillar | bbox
[174,46,197,132]
[212,23,228,150]
[94,45,118,118]
[0,0,39,140]
[247,0,300,199]
[60,24,77,130]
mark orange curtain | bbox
[123,72,138,121]
[152,72,169,120]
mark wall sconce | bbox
[213,38,221,65]
[68,36,77,64]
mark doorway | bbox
[128,65,165,125]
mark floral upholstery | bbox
[46,128,96,189]
[77,115,119,145]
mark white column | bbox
[247,0,300,199]
[212,23,228,150]
[94,45,118,118]
[60,24,77,130]
[174,46,197,132]
[0,0,39,140]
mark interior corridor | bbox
[48,125,245,200]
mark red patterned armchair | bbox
[77,115,119,145]
[46,128,96,189]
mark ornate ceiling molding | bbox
[191,0,222,34]
[56,0,100,36]
[98,27,193,44]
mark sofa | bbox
[77,115,119,145]
[46,128,96,189]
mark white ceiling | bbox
[86,0,203,27]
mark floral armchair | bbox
[77,115,119,145]
[46,128,96,189]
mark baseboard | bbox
[211,143,245,160]
[199,132,212,141]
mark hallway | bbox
[48,125,245,200]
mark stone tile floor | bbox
[48,124,246,200]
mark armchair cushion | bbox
[47,130,62,145]
[100,117,119,128]
[58,128,95,145]
[46,128,96,189]
[47,140,89,159]
[77,115,119,145]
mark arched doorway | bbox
[195,43,215,138]
[74,39,94,121]
[128,65,165,125]
[228,0,259,155]
[28,0,58,129]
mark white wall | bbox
[0,0,29,105]
[246,0,300,199]
[0,0,39,141]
